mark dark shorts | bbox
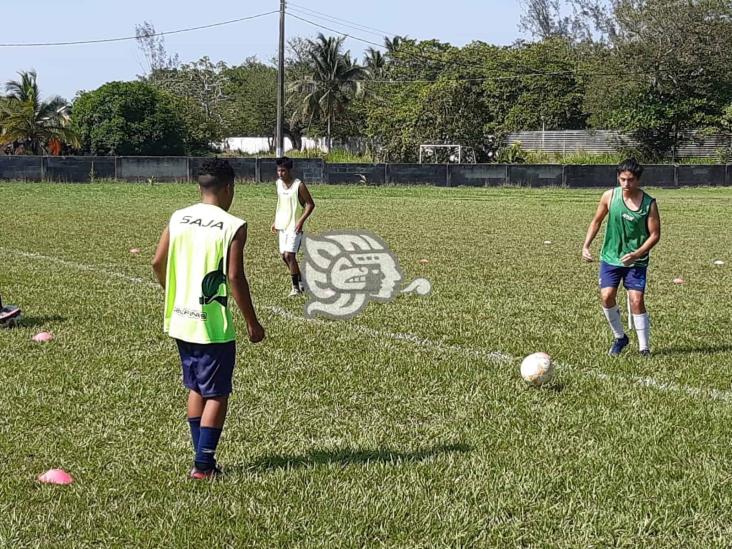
[599,261,648,292]
[176,339,236,397]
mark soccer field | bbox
[1,182,731,546]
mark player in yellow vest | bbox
[152,159,265,479]
[270,157,316,296]
[582,158,661,357]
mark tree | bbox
[71,81,187,156]
[288,34,367,150]
[364,48,387,79]
[365,40,492,161]
[583,0,732,159]
[0,71,78,155]
[481,38,587,134]
[519,0,617,43]
[135,21,180,78]
[224,58,277,138]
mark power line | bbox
[0,10,279,48]
[286,12,386,49]
[286,2,399,39]
[287,7,387,39]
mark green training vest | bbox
[164,203,246,343]
[600,187,655,267]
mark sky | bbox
[0,1,527,101]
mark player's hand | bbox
[247,321,265,343]
[621,252,637,266]
[270,223,276,234]
[582,247,593,262]
[295,221,304,234]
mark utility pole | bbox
[276,0,286,157]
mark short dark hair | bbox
[617,157,643,178]
[276,156,294,170]
[198,158,235,188]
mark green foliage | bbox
[71,81,187,156]
[583,0,732,160]
[364,40,492,162]
[224,59,277,137]
[482,38,587,134]
[496,142,528,163]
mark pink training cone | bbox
[673,277,685,285]
[32,331,54,342]
[38,469,74,485]
[129,248,141,254]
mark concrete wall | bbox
[325,163,387,185]
[509,165,564,187]
[116,157,188,182]
[44,157,115,182]
[189,157,256,181]
[386,164,448,186]
[448,164,508,187]
[257,158,324,183]
[676,165,727,187]
[0,156,730,187]
[0,156,43,180]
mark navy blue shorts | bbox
[599,261,648,292]
[176,339,236,397]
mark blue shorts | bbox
[599,261,648,292]
[176,339,236,397]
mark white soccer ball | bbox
[520,352,554,386]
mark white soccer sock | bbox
[603,306,625,339]
[633,313,650,351]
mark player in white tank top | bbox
[270,157,316,296]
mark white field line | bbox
[265,306,732,403]
[4,248,160,289]
[4,246,732,404]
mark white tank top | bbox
[274,179,301,232]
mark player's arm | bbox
[227,224,265,343]
[151,226,170,289]
[621,200,661,265]
[582,190,611,262]
[294,182,315,234]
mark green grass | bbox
[1,182,731,547]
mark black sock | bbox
[291,273,301,287]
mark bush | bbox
[72,81,187,156]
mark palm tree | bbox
[0,71,78,155]
[364,47,387,79]
[288,34,366,151]
[384,35,407,57]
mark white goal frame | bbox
[418,144,476,164]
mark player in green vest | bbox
[152,159,265,479]
[582,158,661,357]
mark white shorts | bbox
[278,230,302,254]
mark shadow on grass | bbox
[17,315,67,329]
[653,344,732,357]
[239,442,472,473]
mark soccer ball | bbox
[520,352,554,386]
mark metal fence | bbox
[505,130,732,158]
[0,156,731,187]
